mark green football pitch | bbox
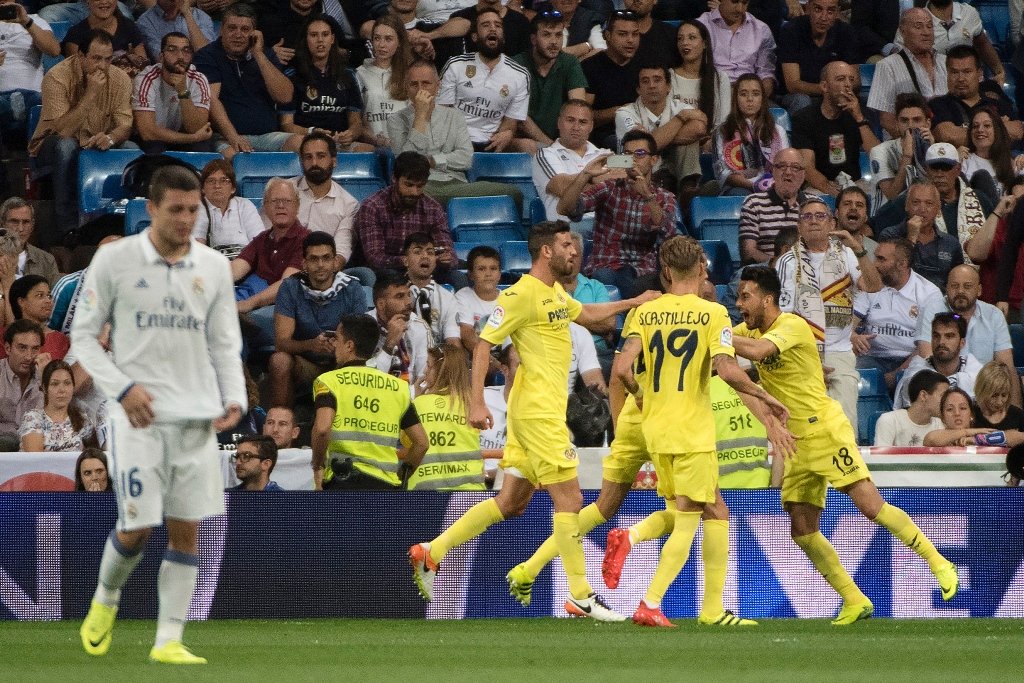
[3,618,1022,681]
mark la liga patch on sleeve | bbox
[486,306,505,328]
[720,327,733,347]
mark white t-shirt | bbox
[873,409,945,447]
[416,0,475,24]
[479,384,507,474]
[356,60,408,137]
[438,52,531,143]
[454,286,498,334]
[614,97,689,150]
[893,3,985,54]
[960,153,1022,197]
[568,322,600,393]
[869,138,926,210]
[409,281,461,345]
[669,69,731,127]
[191,196,264,252]
[0,14,52,91]
[854,270,941,360]
[532,139,611,221]
[776,245,862,352]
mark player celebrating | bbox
[733,254,959,625]
[74,166,246,664]
[613,236,794,627]
[408,221,655,621]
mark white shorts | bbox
[109,406,225,532]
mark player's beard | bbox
[550,253,573,278]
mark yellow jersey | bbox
[616,309,642,425]
[733,312,834,436]
[624,293,734,454]
[480,274,583,420]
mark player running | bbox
[733,257,959,625]
[75,166,246,664]
[408,221,655,621]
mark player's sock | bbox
[522,504,606,578]
[644,510,702,605]
[629,509,676,545]
[154,549,199,648]
[553,512,592,600]
[428,498,504,564]
[793,532,867,604]
[701,519,729,618]
[93,530,144,608]
[872,503,945,571]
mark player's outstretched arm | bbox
[575,290,659,331]
[731,334,779,362]
[714,354,796,459]
[469,338,496,430]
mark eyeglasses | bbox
[775,163,805,172]
[603,9,639,29]
[799,211,831,222]
[204,177,232,186]
[268,198,296,206]
[626,148,651,158]
[229,452,265,463]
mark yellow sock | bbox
[644,510,702,605]
[873,503,945,571]
[553,512,592,600]
[429,498,504,564]
[522,504,606,578]
[701,519,729,617]
[630,508,676,544]
[793,532,867,604]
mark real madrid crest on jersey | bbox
[499,84,509,97]
[466,65,476,78]
[307,86,318,101]
[192,277,204,295]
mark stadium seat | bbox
[605,284,621,302]
[332,152,386,202]
[164,151,221,172]
[714,283,728,302]
[447,195,524,242]
[232,152,301,198]
[858,409,887,447]
[501,241,531,273]
[690,195,744,264]
[78,148,144,215]
[124,198,150,236]
[572,214,595,240]
[468,152,539,216]
[28,104,42,140]
[699,153,715,183]
[858,63,874,99]
[858,368,887,397]
[1009,323,1024,367]
[1003,64,1017,108]
[43,21,69,72]
[453,241,478,266]
[769,107,791,133]
[857,368,893,445]
[977,1,1011,58]
[699,239,734,285]
[859,150,872,184]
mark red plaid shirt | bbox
[354,186,454,270]
[572,179,677,275]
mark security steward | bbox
[311,315,429,490]
[710,374,779,488]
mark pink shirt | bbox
[698,10,777,84]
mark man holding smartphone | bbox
[0,0,60,145]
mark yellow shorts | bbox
[782,410,871,509]
[650,450,718,504]
[602,418,649,484]
[501,417,578,486]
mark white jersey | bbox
[776,244,862,352]
[854,270,940,360]
[532,139,611,221]
[454,286,498,334]
[568,322,600,393]
[438,52,530,144]
[479,385,508,451]
[410,280,461,345]
[132,64,211,133]
[893,2,984,54]
[356,61,408,137]
[70,231,247,422]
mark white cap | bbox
[924,143,959,168]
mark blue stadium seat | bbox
[124,198,150,236]
[43,21,69,72]
[572,214,595,240]
[858,408,888,446]
[28,104,42,140]
[453,241,478,266]
[858,368,887,397]
[447,195,524,243]
[333,152,386,202]
[232,152,301,198]
[690,195,744,264]
[1010,324,1024,367]
[699,239,734,285]
[714,283,728,302]
[1003,64,1017,108]
[605,285,621,302]
[858,63,874,99]
[977,1,1011,58]
[769,107,791,133]
[857,368,893,444]
[529,197,546,226]
[501,241,531,273]
[164,151,221,172]
[859,150,872,184]
[468,152,539,217]
[78,148,144,215]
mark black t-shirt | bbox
[929,88,1014,129]
[635,20,682,70]
[289,68,364,131]
[776,16,861,96]
[791,105,863,181]
[453,6,531,58]
[581,51,640,144]
[974,404,1024,431]
[64,14,144,55]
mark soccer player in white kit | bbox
[74,166,247,665]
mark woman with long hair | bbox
[711,73,789,195]
[191,159,263,259]
[961,107,1024,198]
[671,20,730,134]
[19,359,96,452]
[924,387,999,446]
[75,448,111,492]
[405,346,485,491]
[282,14,373,152]
[357,14,412,148]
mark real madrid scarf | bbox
[792,238,854,353]
[298,270,353,303]
[935,177,985,265]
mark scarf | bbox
[298,270,353,303]
[935,178,985,265]
[792,238,854,353]
[60,268,88,334]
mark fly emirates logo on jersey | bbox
[135,295,207,332]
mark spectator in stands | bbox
[698,0,776,97]
[413,0,476,25]
[0,198,59,286]
[436,10,530,153]
[39,0,131,26]
[367,270,429,383]
[357,0,436,64]
[63,0,148,79]
[6,274,69,360]
[995,197,1024,317]
[874,369,948,447]
[581,9,641,149]
[850,0,900,60]
[893,0,1003,85]
[712,73,788,196]
[670,19,730,133]
[622,0,681,69]
[776,0,860,115]
[403,232,461,348]
[357,15,411,148]
[870,92,932,206]
[931,46,1021,148]
[557,129,677,297]
[738,147,807,264]
[867,8,948,139]
[923,386,993,445]
[48,235,120,334]
[136,0,215,63]
[229,434,284,491]
[961,109,1023,199]
[835,186,877,257]
[281,15,372,152]
[877,180,964,290]
[267,231,366,407]
[421,0,530,58]
[353,151,463,287]
[261,0,361,68]
[29,29,135,235]
[0,0,60,142]
[18,358,95,451]
[131,31,214,154]
[510,10,587,154]
[0,319,46,451]
[560,230,614,379]
[792,61,879,197]
[263,405,300,449]
[776,196,882,424]
[454,244,500,356]
[191,158,264,257]
[540,0,604,60]
[973,360,1024,433]
[853,237,941,388]
[74,447,111,491]
[614,64,707,194]
[193,3,300,160]
[0,233,20,329]
[895,311,982,408]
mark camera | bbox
[0,5,20,21]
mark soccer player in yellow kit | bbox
[408,221,656,621]
[733,264,959,625]
[613,237,794,627]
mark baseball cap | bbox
[924,143,959,168]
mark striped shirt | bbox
[132,63,211,133]
[738,188,805,258]
[867,50,948,114]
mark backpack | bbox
[121,153,201,199]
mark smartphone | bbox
[606,154,634,169]
[248,34,257,50]
[322,330,337,339]
[0,5,19,20]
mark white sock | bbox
[93,531,144,607]
[645,599,661,609]
[154,550,199,648]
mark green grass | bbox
[3,618,1023,682]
